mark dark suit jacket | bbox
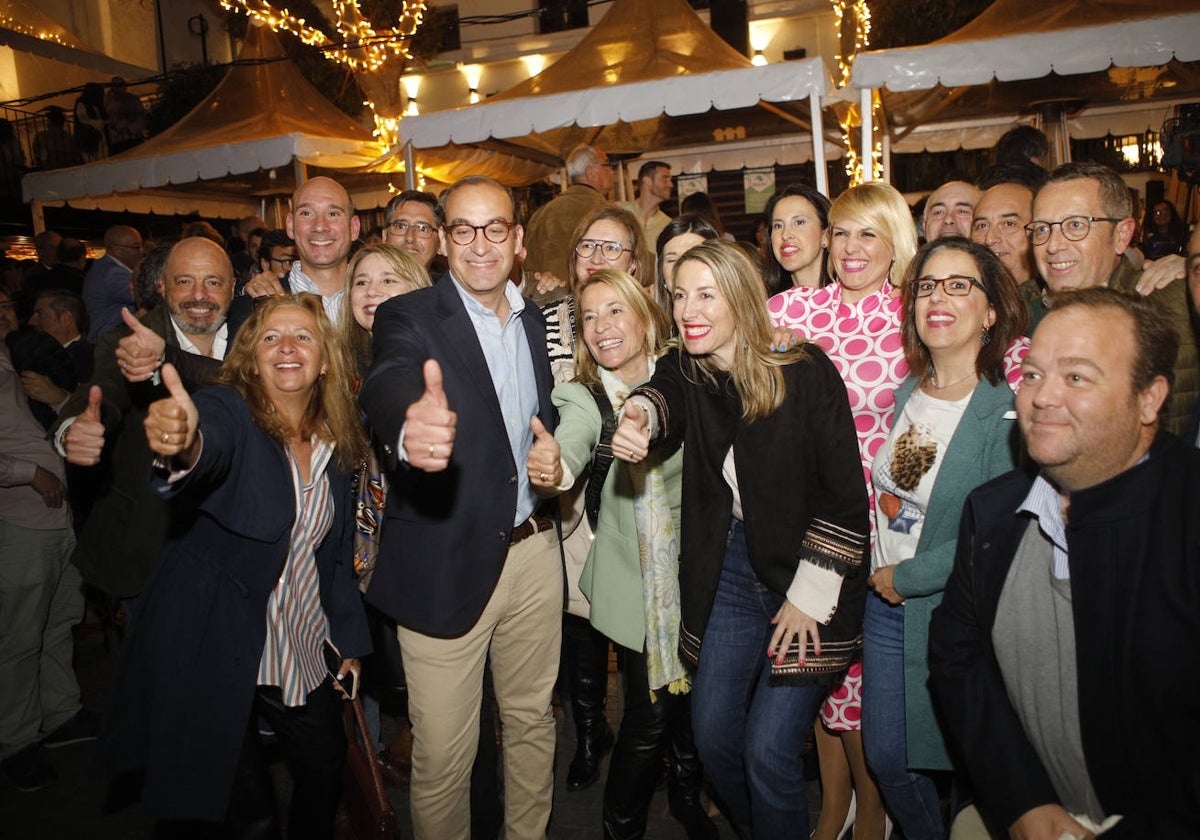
[4,328,76,430]
[224,267,296,337]
[53,305,220,596]
[359,277,557,638]
[104,386,369,821]
[63,337,93,383]
[928,434,1200,838]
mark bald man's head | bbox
[161,237,234,336]
[103,225,143,268]
[924,181,981,241]
[287,177,360,276]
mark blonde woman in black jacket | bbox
[614,240,868,838]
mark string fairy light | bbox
[218,0,427,72]
[365,101,401,146]
[832,0,881,185]
[0,14,68,45]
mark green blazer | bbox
[888,375,1019,770]
[552,380,683,651]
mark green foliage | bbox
[222,2,364,116]
[869,0,993,50]
[268,0,366,118]
[145,62,227,135]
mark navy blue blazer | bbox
[359,277,558,638]
[103,386,368,822]
[929,434,1200,837]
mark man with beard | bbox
[52,238,234,614]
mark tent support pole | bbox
[881,131,892,184]
[809,95,827,196]
[403,140,416,191]
[879,106,892,184]
[860,88,874,183]
[31,200,45,236]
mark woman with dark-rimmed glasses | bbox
[864,237,1028,837]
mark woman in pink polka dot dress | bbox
[767,182,918,840]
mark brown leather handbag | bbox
[341,695,398,839]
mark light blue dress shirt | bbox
[450,278,540,527]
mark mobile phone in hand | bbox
[322,639,357,700]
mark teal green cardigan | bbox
[552,381,683,652]
[888,375,1019,770]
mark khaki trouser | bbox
[0,522,81,758]
[398,530,563,840]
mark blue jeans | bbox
[862,593,944,839]
[692,520,826,840]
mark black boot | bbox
[563,615,613,791]
[602,647,670,840]
[667,697,718,840]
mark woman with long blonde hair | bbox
[613,241,869,838]
[528,268,714,837]
[538,203,658,794]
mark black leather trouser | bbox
[155,680,345,840]
[602,645,704,840]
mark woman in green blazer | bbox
[528,269,713,839]
[863,238,1028,838]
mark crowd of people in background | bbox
[0,77,147,202]
[3,124,1200,840]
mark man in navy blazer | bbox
[929,288,1200,838]
[360,176,561,840]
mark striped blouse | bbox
[256,438,336,707]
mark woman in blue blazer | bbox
[863,238,1028,838]
[104,294,370,838]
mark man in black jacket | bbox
[53,238,233,611]
[929,287,1200,839]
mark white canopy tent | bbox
[22,23,388,230]
[847,0,1200,172]
[396,0,836,193]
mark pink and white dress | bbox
[768,281,1027,730]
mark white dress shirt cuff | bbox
[785,562,842,625]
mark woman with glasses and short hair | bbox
[864,237,1028,838]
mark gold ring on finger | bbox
[161,432,170,444]
[429,443,435,459]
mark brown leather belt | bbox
[510,514,554,545]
